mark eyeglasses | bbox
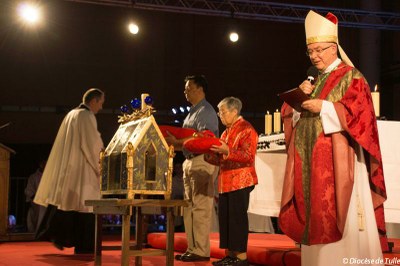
[306,45,334,57]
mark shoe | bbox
[175,251,191,260]
[225,258,249,266]
[212,256,233,265]
[51,240,64,251]
[180,252,210,262]
[74,249,94,254]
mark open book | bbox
[278,87,310,112]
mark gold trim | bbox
[118,106,156,124]
[101,189,168,195]
[99,150,104,191]
[165,145,175,200]
[126,142,134,191]
[306,35,337,45]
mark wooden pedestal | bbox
[85,199,187,266]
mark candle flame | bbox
[374,84,378,92]
[267,110,270,114]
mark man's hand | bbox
[164,131,177,146]
[301,99,323,113]
[299,80,315,95]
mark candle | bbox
[371,85,380,117]
[265,111,272,135]
[273,109,281,133]
[141,93,150,110]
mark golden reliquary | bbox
[100,94,173,199]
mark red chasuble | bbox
[279,63,388,251]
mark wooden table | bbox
[85,199,188,266]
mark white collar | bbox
[323,58,342,74]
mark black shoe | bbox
[74,249,94,254]
[51,240,64,251]
[212,256,234,265]
[225,258,249,266]
[180,253,210,262]
[175,251,191,260]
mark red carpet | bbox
[148,232,300,266]
[148,232,400,266]
[0,238,212,266]
[0,233,399,265]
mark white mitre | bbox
[305,10,354,67]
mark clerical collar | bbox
[323,58,342,74]
[78,103,90,110]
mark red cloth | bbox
[205,117,258,193]
[183,136,221,154]
[279,63,388,251]
[325,12,338,24]
[159,125,221,153]
[159,125,196,139]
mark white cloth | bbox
[320,100,343,134]
[34,108,103,213]
[248,152,287,217]
[378,120,400,224]
[301,144,384,266]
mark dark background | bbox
[1,0,399,177]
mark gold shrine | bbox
[100,94,173,199]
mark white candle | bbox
[273,109,281,133]
[141,93,149,110]
[371,85,380,117]
[265,111,272,135]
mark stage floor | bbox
[0,233,399,266]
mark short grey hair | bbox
[218,97,242,115]
[83,88,104,104]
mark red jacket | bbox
[205,117,258,193]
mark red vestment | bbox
[279,63,388,251]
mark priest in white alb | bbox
[34,88,105,254]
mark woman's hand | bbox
[210,140,229,155]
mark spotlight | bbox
[18,3,41,25]
[186,106,191,112]
[128,23,139,35]
[171,108,177,115]
[174,120,180,124]
[179,106,185,113]
[229,32,239,43]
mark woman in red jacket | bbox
[205,96,258,266]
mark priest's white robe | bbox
[34,107,103,213]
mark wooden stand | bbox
[85,199,187,266]
[0,144,15,241]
